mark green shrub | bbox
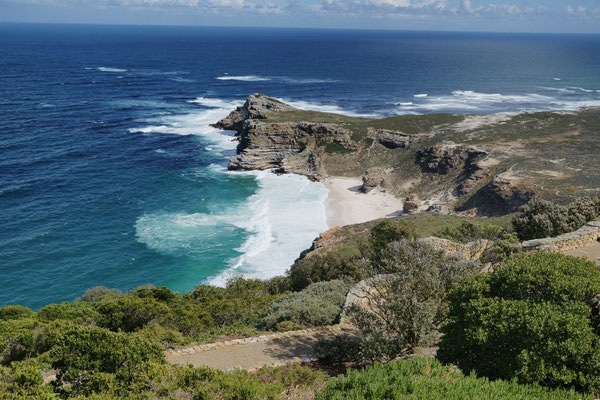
[318,358,590,399]
[50,326,164,396]
[512,197,600,240]
[0,362,54,399]
[368,219,416,253]
[481,232,522,264]
[0,319,71,364]
[262,280,350,330]
[289,245,364,291]
[322,240,477,364]
[0,305,34,321]
[37,302,100,323]
[438,253,600,392]
[78,286,122,303]
[436,221,503,243]
[97,295,170,332]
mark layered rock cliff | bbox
[214,94,600,216]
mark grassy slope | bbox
[265,108,600,208]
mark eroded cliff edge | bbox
[214,94,600,216]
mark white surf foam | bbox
[205,171,328,286]
[135,170,328,286]
[133,96,329,286]
[188,97,240,109]
[277,98,379,118]
[216,75,270,82]
[553,77,562,81]
[414,94,428,98]
[98,67,128,72]
[128,99,242,151]
[398,90,600,113]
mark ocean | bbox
[1,23,600,309]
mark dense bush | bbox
[262,280,350,330]
[438,253,600,392]
[319,358,590,399]
[0,362,54,399]
[288,219,416,291]
[50,326,164,397]
[78,286,122,303]
[480,232,522,264]
[436,221,503,243]
[0,305,34,321]
[321,240,478,364]
[288,245,364,291]
[512,197,600,240]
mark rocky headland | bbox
[214,93,600,217]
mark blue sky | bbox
[1,0,599,33]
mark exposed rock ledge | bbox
[214,94,354,180]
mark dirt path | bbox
[165,326,347,371]
[563,240,600,265]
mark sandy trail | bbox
[165,327,348,371]
[562,240,600,266]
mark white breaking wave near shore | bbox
[133,96,328,285]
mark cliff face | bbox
[217,94,355,180]
[214,94,600,216]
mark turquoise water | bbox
[1,24,600,309]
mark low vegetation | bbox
[318,239,478,364]
[438,253,600,392]
[319,358,591,400]
[513,197,600,240]
[3,196,600,398]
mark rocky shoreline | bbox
[214,93,600,218]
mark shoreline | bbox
[323,177,404,229]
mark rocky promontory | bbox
[214,94,600,216]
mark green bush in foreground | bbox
[319,358,590,400]
[436,221,503,243]
[50,326,164,397]
[262,280,350,330]
[512,197,600,240]
[320,240,477,364]
[438,253,600,393]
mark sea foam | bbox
[133,96,329,285]
[216,75,270,81]
[98,67,128,72]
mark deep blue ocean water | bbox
[2,23,600,309]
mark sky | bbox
[1,0,599,33]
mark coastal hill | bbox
[214,94,600,216]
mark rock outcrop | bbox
[211,93,296,131]
[217,94,362,180]
[402,194,421,214]
[361,168,386,193]
[370,128,413,149]
[459,173,535,216]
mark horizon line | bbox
[1,20,600,36]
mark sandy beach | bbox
[323,177,404,228]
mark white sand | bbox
[323,177,404,228]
